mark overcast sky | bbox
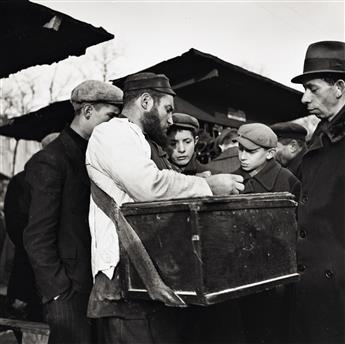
[29,1,345,92]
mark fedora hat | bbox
[291,41,345,84]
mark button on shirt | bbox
[86,118,212,280]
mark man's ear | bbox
[335,79,345,98]
[82,104,93,119]
[140,93,154,111]
[289,139,298,153]
[194,135,199,145]
[266,148,276,160]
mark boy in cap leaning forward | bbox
[233,122,300,343]
[23,80,123,344]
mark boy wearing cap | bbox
[166,112,213,176]
[23,80,123,344]
[233,123,300,198]
[167,114,246,344]
[270,121,307,180]
[233,123,300,343]
[288,41,345,343]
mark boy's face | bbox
[238,144,274,173]
[167,129,196,167]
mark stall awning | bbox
[0,101,73,141]
[0,0,114,78]
[112,48,307,125]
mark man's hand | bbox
[206,174,244,195]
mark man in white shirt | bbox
[86,72,244,343]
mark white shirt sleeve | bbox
[87,119,212,201]
[86,119,212,279]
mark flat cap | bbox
[271,122,307,141]
[171,113,199,134]
[123,72,176,96]
[235,123,277,150]
[70,80,123,110]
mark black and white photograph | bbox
[0,1,344,343]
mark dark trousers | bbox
[195,300,245,344]
[98,308,183,344]
[44,291,95,344]
[241,288,288,344]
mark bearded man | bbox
[85,72,244,343]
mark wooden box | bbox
[120,192,299,306]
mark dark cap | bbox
[171,113,199,134]
[123,72,176,96]
[235,123,277,150]
[271,122,308,141]
[291,41,345,84]
[70,80,123,110]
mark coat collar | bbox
[59,127,90,186]
[238,159,281,192]
[308,104,345,152]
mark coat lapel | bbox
[252,160,280,192]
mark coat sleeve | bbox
[4,172,29,248]
[23,151,71,302]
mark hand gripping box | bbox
[120,192,299,306]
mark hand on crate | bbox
[206,174,244,195]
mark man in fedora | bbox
[86,72,244,343]
[289,41,345,343]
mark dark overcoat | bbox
[288,105,345,343]
[234,159,301,200]
[23,128,93,303]
[234,159,300,343]
[4,171,40,306]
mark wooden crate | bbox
[120,192,299,306]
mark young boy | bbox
[166,112,213,176]
[234,122,300,343]
[233,122,301,199]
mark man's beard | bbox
[141,108,168,147]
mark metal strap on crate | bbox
[90,181,185,308]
